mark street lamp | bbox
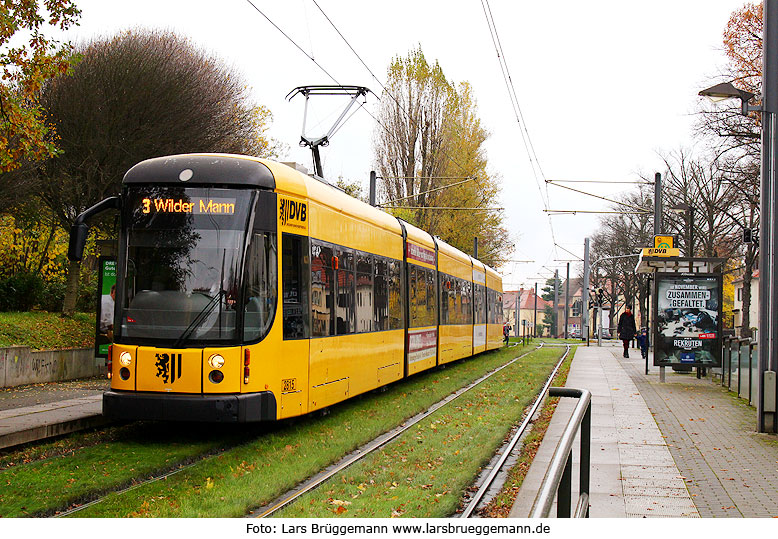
[668,203,694,256]
[697,1,777,433]
[699,81,757,116]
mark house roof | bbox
[503,289,552,311]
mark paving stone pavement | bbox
[619,352,778,518]
[511,342,698,518]
[511,342,778,518]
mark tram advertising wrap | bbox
[653,273,722,367]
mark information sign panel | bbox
[654,235,674,249]
[95,257,117,359]
[653,273,722,367]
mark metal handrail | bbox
[529,387,592,518]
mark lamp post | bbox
[668,203,694,256]
[697,0,778,433]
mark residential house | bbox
[503,288,552,337]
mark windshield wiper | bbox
[172,290,225,348]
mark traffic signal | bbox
[743,228,752,243]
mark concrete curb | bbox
[0,395,107,450]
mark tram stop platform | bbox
[0,377,108,450]
[511,340,778,518]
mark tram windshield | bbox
[117,186,255,345]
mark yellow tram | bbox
[68,154,503,422]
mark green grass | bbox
[481,349,575,517]
[0,422,253,516]
[0,311,95,350]
[21,344,537,517]
[0,344,564,518]
[273,346,567,518]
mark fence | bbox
[529,387,592,518]
[717,336,758,405]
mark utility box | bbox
[765,371,777,413]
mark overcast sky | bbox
[61,0,748,289]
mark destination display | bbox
[653,273,722,367]
[140,197,236,215]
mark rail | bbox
[459,345,570,517]
[529,387,592,518]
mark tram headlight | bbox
[208,354,225,369]
[119,351,132,367]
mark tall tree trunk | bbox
[35,223,58,274]
[740,244,757,338]
[62,259,81,315]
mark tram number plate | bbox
[282,378,297,392]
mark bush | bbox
[0,273,44,311]
[38,280,66,312]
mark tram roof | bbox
[122,154,275,188]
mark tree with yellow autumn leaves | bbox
[0,1,81,198]
[1,29,279,314]
[373,46,513,268]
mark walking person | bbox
[503,322,511,345]
[617,306,637,358]
[636,327,650,359]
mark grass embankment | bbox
[0,312,94,350]
[0,343,561,518]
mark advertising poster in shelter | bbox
[95,257,117,359]
[653,273,722,367]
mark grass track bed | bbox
[0,344,563,517]
[273,346,568,518]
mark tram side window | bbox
[452,279,460,325]
[486,289,494,324]
[410,265,436,328]
[387,259,403,330]
[490,289,503,324]
[311,241,335,337]
[440,274,450,325]
[475,284,487,325]
[335,247,355,335]
[374,258,388,332]
[461,280,473,325]
[244,232,278,342]
[425,267,437,326]
[356,253,373,333]
[282,234,310,340]
[409,265,419,327]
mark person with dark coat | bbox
[636,327,650,359]
[617,307,637,358]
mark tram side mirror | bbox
[66,196,122,262]
[68,223,89,262]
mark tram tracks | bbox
[459,344,571,517]
[251,344,571,518]
[7,344,564,516]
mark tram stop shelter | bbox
[635,248,726,380]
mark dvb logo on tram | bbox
[279,197,308,230]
